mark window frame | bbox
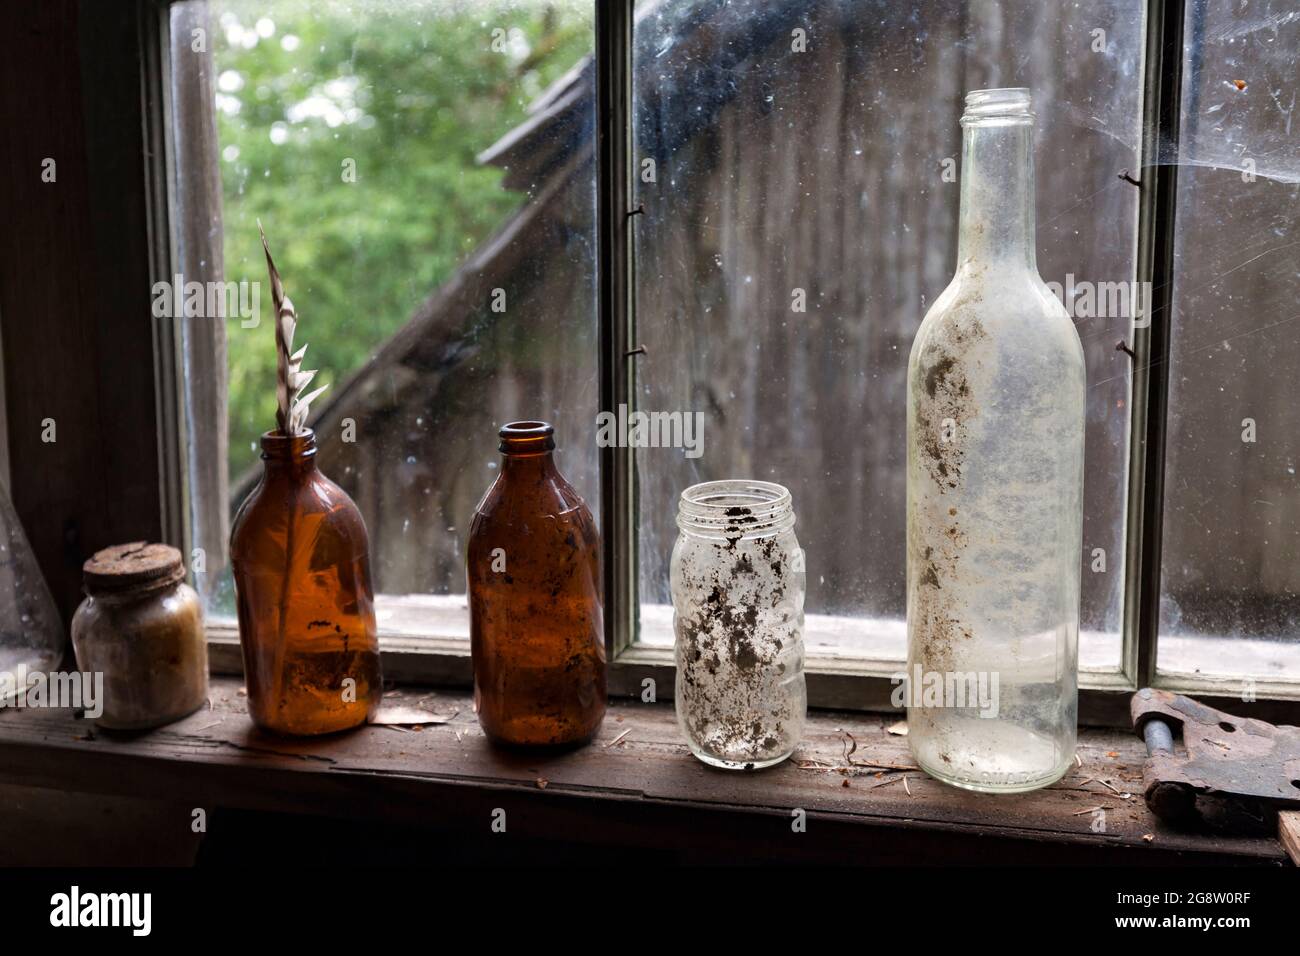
[145,0,1300,725]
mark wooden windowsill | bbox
[0,676,1286,865]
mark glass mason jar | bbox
[672,480,806,770]
[230,429,382,735]
[467,421,606,747]
[905,89,1085,792]
[71,542,208,730]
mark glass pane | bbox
[632,0,1144,671]
[1158,0,1300,682]
[170,0,598,624]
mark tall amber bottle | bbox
[468,421,605,746]
[230,429,382,735]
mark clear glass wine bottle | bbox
[905,88,1085,793]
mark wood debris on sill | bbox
[794,758,919,775]
[1079,776,1133,800]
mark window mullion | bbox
[596,0,638,661]
[1123,0,1189,689]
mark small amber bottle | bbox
[230,429,382,735]
[468,422,606,746]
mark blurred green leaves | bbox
[212,0,591,476]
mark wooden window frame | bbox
[8,0,1289,729]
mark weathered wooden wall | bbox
[1155,0,1300,644]
[633,0,1139,639]
[311,0,1294,652]
[315,159,600,596]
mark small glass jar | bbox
[71,542,208,730]
[672,480,806,770]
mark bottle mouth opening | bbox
[261,429,318,460]
[499,420,555,454]
[677,479,795,536]
[961,87,1034,126]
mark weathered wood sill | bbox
[0,677,1286,865]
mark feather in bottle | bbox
[258,220,327,436]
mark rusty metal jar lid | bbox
[82,542,186,597]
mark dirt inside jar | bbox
[674,502,805,769]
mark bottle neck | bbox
[498,421,557,476]
[260,430,319,477]
[956,119,1037,272]
[501,449,557,477]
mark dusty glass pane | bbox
[171,0,597,618]
[1158,1,1300,682]
[632,0,1143,670]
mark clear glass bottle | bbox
[467,422,606,747]
[672,480,806,770]
[0,481,64,695]
[230,429,382,735]
[906,89,1085,792]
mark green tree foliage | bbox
[212,1,590,477]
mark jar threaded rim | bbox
[677,480,795,537]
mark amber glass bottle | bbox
[230,430,382,735]
[468,422,605,746]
